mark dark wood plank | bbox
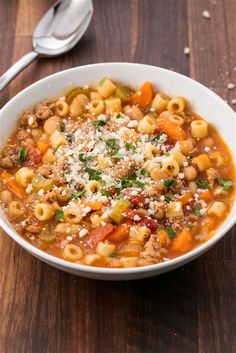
[0,1,236,353]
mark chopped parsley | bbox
[133,180,145,189]
[106,138,117,149]
[163,179,176,187]
[79,153,90,162]
[18,147,28,164]
[92,119,107,127]
[164,194,172,202]
[71,190,86,199]
[165,227,176,239]
[153,132,167,143]
[85,168,102,181]
[165,152,170,157]
[125,142,136,151]
[115,187,121,195]
[140,168,149,177]
[121,177,133,188]
[59,123,65,132]
[55,209,64,221]
[130,172,137,180]
[101,189,112,197]
[111,151,125,159]
[116,113,122,119]
[193,206,202,217]
[66,133,74,143]
[197,179,209,189]
[218,179,233,191]
[109,253,117,258]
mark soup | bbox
[0,78,234,268]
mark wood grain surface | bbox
[0,1,236,352]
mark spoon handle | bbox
[0,51,38,92]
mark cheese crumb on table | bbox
[202,10,211,18]
[227,83,235,90]
[184,47,190,55]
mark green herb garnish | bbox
[109,253,117,258]
[111,151,125,159]
[85,168,102,181]
[18,147,28,164]
[125,142,136,151]
[218,179,233,191]
[59,123,65,132]
[197,179,209,189]
[163,179,176,187]
[140,168,149,177]
[164,194,172,202]
[133,180,145,189]
[165,152,170,157]
[71,190,86,199]
[106,138,117,149]
[66,133,74,143]
[165,227,176,239]
[121,177,133,188]
[130,172,137,180]
[79,153,90,162]
[116,113,122,119]
[115,187,121,195]
[193,206,202,217]
[92,119,107,127]
[55,209,64,221]
[101,189,112,197]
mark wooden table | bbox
[0,1,236,352]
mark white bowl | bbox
[0,63,235,280]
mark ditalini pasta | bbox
[0,78,234,268]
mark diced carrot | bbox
[130,82,153,110]
[0,171,26,199]
[86,223,115,248]
[37,140,50,154]
[170,230,193,253]
[199,190,212,201]
[158,229,170,247]
[203,218,215,230]
[84,200,103,211]
[178,192,192,205]
[156,118,186,141]
[107,223,130,242]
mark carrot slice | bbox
[0,171,26,199]
[107,223,130,242]
[130,82,153,110]
[199,190,212,201]
[37,140,50,154]
[87,223,115,248]
[156,118,186,141]
[170,230,193,252]
[178,192,192,205]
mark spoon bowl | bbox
[0,0,93,91]
[33,0,93,56]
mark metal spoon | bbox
[0,0,93,92]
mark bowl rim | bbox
[0,61,236,275]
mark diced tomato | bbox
[123,209,158,231]
[121,188,146,208]
[85,223,115,248]
[25,147,42,166]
